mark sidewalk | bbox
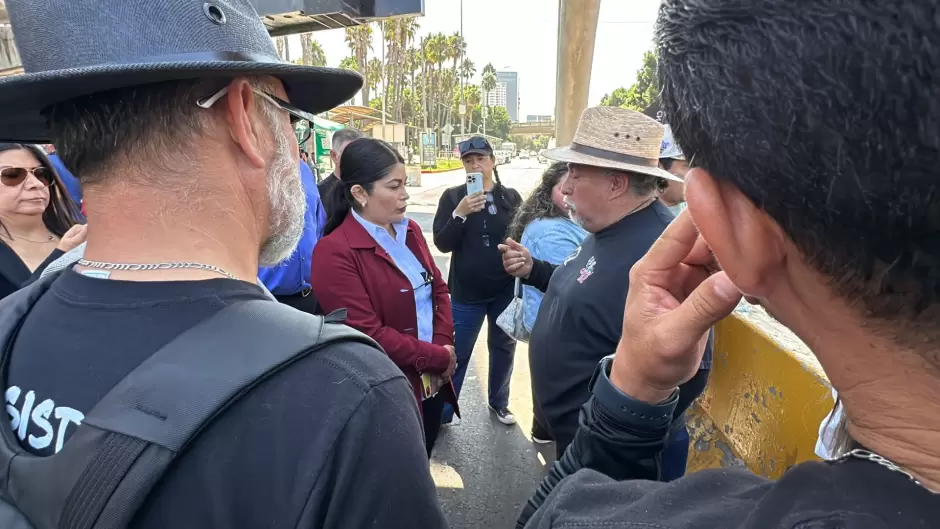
[407,168,466,207]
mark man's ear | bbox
[685,168,787,298]
[224,78,267,169]
[609,172,630,200]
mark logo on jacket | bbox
[563,246,582,266]
[577,256,596,284]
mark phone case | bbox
[466,172,484,195]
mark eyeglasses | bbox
[458,137,492,156]
[0,166,53,187]
[197,86,316,145]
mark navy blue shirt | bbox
[258,162,325,295]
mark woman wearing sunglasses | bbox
[432,136,523,426]
[311,138,458,457]
[0,143,86,301]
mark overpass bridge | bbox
[509,121,554,136]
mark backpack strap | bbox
[3,299,378,529]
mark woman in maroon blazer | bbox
[311,138,458,457]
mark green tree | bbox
[338,56,359,72]
[601,50,658,112]
[600,87,630,107]
[345,24,373,105]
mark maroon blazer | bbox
[311,213,459,415]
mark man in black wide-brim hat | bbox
[0,1,448,527]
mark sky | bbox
[282,0,662,118]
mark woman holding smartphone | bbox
[433,136,522,426]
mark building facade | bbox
[484,71,520,123]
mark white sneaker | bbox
[489,406,516,425]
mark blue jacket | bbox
[258,162,325,295]
[48,154,85,221]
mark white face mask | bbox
[258,105,307,267]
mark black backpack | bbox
[0,272,378,528]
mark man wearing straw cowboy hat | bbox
[0,1,447,527]
[500,107,712,467]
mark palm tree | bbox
[275,37,285,61]
[367,57,383,106]
[444,33,466,141]
[308,39,327,67]
[459,58,475,134]
[345,24,373,105]
[481,63,497,136]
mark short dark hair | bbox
[656,1,940,344]
[46,77,277,186]
[323,138,404,235]
[45,79,217,185]
[331,127,364,151]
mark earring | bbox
[360,201,367,208]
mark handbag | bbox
[496,277,531,342]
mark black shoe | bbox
[489,406,516,425]
[531,421,553,444]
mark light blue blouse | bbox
[351,210,434,342]
[519,217,588,331]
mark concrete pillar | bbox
[554,0,601,146]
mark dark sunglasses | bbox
[0,166,53,187]
[458,137,492,156]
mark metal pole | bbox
[554,0,601,145]
[459,0,466,135]
[381,23,387,129]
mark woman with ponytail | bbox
[432,136,523,426]
[311,138,458,457]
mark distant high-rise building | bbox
[526,114,553,123]
[497,71,519,122]
[483,71,520,123]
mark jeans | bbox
[442,290,517,422]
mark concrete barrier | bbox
[688,308,835,479]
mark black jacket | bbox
[520,357,940,528]
[0,242,62,301]
[432,183,522,303]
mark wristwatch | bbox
[452,210,467,223]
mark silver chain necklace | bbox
[76,259,238,280]
[836,449,936,493]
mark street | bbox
[407,158,556,529]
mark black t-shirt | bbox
[4,270,446,528]
[432,184,522,303]
[529,201,692,452]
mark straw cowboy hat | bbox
[543,107,683,182]
[0,0,363,143]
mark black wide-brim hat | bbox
[0,0,364,143]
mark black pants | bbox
[274,291,321,315]
[422,393,446,458]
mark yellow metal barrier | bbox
[688,310,835,478]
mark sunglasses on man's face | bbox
[458,137,491,155]
[0,166,53,188]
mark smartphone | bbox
[466,172,484,196]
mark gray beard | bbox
[258,110,306,267]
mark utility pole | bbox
[380,22,387,129]
[459,0,466,136]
